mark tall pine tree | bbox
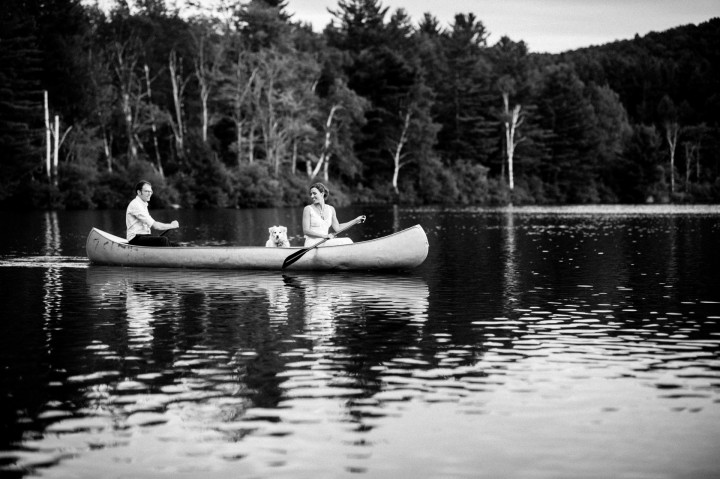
[0,2,43,202]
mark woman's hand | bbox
[358,215,366,223]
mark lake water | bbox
[1,205,719,478]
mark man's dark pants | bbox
[128,234,171,247]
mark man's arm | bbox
[152,220,179,231]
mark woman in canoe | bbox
[303,183,365,247]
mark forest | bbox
[1,0,719,209]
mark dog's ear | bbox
[280,226,287,233]
[269,227,274,233]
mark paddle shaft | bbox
[160,224,179,236]
[281,216,364,269]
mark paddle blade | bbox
[281,248,309,269]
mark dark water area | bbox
[1,205,719,478]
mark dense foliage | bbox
[1,0,718,209]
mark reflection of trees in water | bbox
[120,274,292,408]
[1,265,69,450]
[502,208,518,309]
[43,211,63,339]
[333,308,425,393]
[279,272,432,403]
[81,269,432,413]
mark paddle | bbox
[282,216,365,269]
[160,225,180,246]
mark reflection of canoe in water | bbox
[86,226,428,271]
[86,267,429,317]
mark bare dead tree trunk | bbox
[50,116,72,186]
[122,92,137,162]
[266,77,275,172]
[100,123,113,172]
[100,118,113,172]
[194,36,210,144]
[247,126,255,164]
[169,50,190,160]
[143,64,164,178]
[390,111,411,196]
[113,42,140,164]
[310,104,340,180]
[44,91,52,181]
[664,122,679,195]
[273,121,282,177]
[502,92,524,192]
[236,119,244,167]
[198,73,210,143]
[200,79,210,143]
[232,60,257,166]
[52,116,59,187]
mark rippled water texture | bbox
[0,205,719,478]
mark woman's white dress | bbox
[304,205,354,247]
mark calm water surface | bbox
[1,205,719,478]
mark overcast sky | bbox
[286,0,720,53]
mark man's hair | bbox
[135,180,151,194]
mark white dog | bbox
[265,225,290,248]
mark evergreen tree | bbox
[32,0,94,123]
[587,83,632,201]
[624,124,664,202]
[432,13,494,166]
[0,2,44,202]
[534,63,599,202]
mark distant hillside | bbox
[559,17,720,126]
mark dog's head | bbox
[268,225,288,243]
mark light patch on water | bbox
[0,255,89,268]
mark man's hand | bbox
[170,220,179,229]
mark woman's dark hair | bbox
[309,182,329,199]
[135,180,151,194]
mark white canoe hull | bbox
[86,226,429,271]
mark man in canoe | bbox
[302,182,365,247]
[126,180,179,246]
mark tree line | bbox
[1,0,718,209]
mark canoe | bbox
[85,225,429,271]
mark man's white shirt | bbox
[126,196,155,240]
